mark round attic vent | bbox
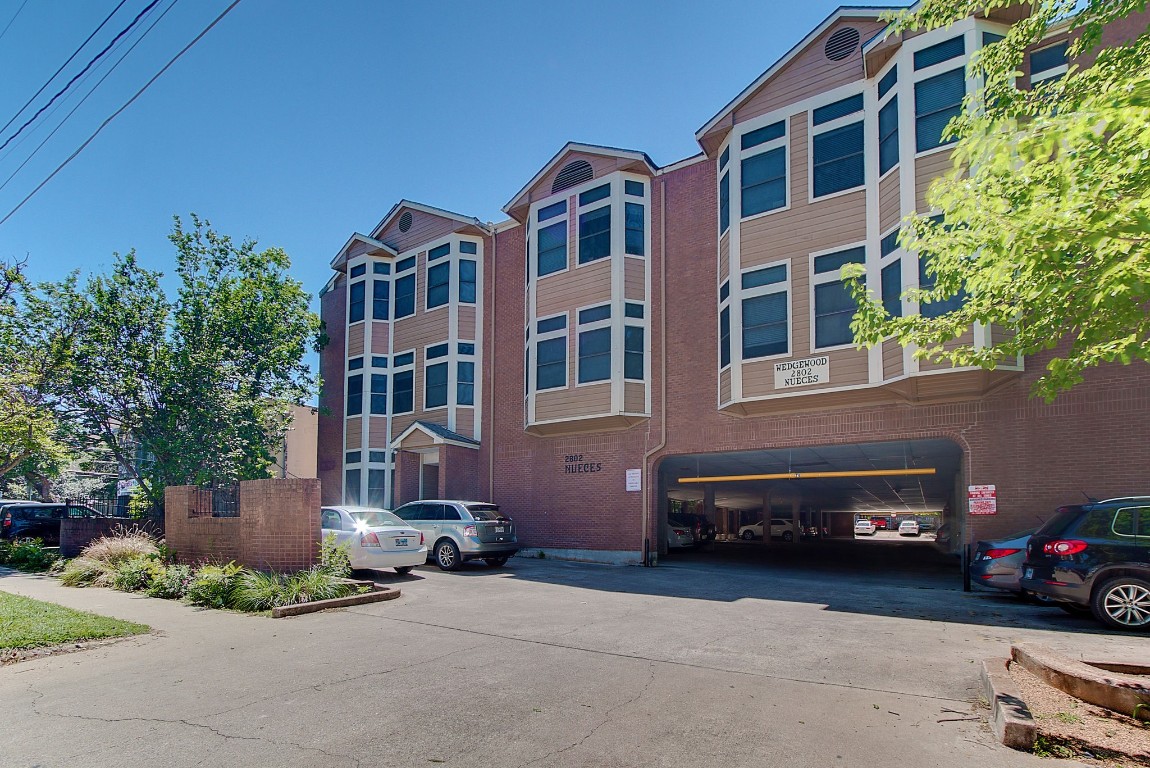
[824,27,860,62]
[551,160,594,194]
[398,211,412,232]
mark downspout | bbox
[487,222,497,501]
[641,174,669,565]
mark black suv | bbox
[1020,498,1150,630]
[1,502,100,546]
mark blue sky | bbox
[0,0,868,301]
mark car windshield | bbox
[1035,507,1082,538]
[353,510,405,528]
[466,504,505,521]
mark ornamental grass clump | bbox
[59,557,116,587]
[230,570,291,611]
[80,528,159,565]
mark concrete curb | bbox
[270,586,400,618]
[981,657,1037,750]
[1013,642,1150,722]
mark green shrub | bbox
[318,532,352,578]
[0,539,10,565]
[186,562,246,608]
[283,567,354,605]
[146,564,194,599]
[231,570,291,611]
[59,557,116,587]
[111,556,163,592]
[4,539,58,572]
[80,529,159,565]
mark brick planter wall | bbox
[59,517,163,558]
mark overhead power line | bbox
[0,0,245,228]
[0,0,130,140]
[0,0,182,196]
[0,0,30,46]
[0,0,163,156]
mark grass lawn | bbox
[0,590,150,649]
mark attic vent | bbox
[551,160,594,194]
[398,211,413,232]
[824,27,860,62]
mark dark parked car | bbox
[674,513,716,543]
[1,502,100,546]
[1021,498,1150,630]
[972,529,1036,595]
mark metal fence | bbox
[207,484,240,518]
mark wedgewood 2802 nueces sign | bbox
[774,356,829,389]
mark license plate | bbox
[395,538,409,547]
[494,526,505,533]
[1023,567,1033,580]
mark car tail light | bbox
[983,548,1022,560]
[673,528,688,535]
[419,531,425,545]
[360,532,381,547]
[2,512,9,528]
[1042,540,1087,555]
[464,524,477,537]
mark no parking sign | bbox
[968,485,997,516]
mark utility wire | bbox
[0,0,181,195]
[0,0,130,139]
[0,0,163,155]
[0,0,244,227]
[0,0,29,46]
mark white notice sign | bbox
[774,356,830,389]
[625,469,641,492]
[968,484,997,516]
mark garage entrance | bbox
[657,438,964,568]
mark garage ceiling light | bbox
[677,468,937,484]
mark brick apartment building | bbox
[318,6,1150,565]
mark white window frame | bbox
[622,179,649,260]
[528,200,571,281]
[736,119,789,222]
[1029,40,1068,84]
[390,350,416,416]
[423,236,453,313]
[878,224,906,324]
[575,302,613,387]
[576,190,613,268]
[875,60,900,182]
[392,257,418,320]
[456,341,477,408]
[532,313,568,392]
[738,259,791,362]
[807,92,866,203]
[809,242,867,353]
[718,280,731,372]
[905,21,977,160]
[717,142,731,236]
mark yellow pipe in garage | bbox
[677,468,937,484]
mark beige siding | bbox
[719,232,730,284]
[915,148,954,212]
[368,417,388,449]
[879,172,901,234]
[529,152,650,206]
[741,346,869,398]
[919,328,975,371]
[990,323,1017,348]
[345,240,376,261]
[458,306,477,340]
[376,209,458,254]
[882,339,904,380]
[393,311,450,352]
[535,383,612,421]
[454,407,475,438]
[370,323,389,354]
[733,19,888,125]
[537,259,612,317]
[624,258,645,301]
[400,430,436,450]
[345,417,361,450]
[719,368,731,404]
[624,382,646,414]
[391,413,417,438]
[348,324,365,357]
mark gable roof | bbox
[694,6,901,147]
[330,232,397,270]
[369,199,488,241]
[392,420,480,450]
[502,142,659,215]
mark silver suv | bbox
[392,500,518,571]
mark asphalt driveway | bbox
[2,555,1145,767]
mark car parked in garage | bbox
[898,520,920,537]
[737,519,796,542]
[1020,498,1150,630]
[853,518,876,536]
[870,517,889,530]
[666,516,697,550]
[320,506,427,574]
[392,500,518,571]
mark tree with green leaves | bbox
[846,0,1150,400]
[45,215,324,506]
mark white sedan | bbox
[854,519,877,536]
[320,506,427,574]
[898,520,921,537]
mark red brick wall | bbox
[59,517,163,558]
[164,480,320,571]
[318,280,347,504]
[394,450,421,506]
[442,444,480,500]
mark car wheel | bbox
[394,566,413,575]
[1090,576,1150,631]
[485,556,509,568]
[741,530,754,540]
[782,531,793,542]
[435,540,462,571]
